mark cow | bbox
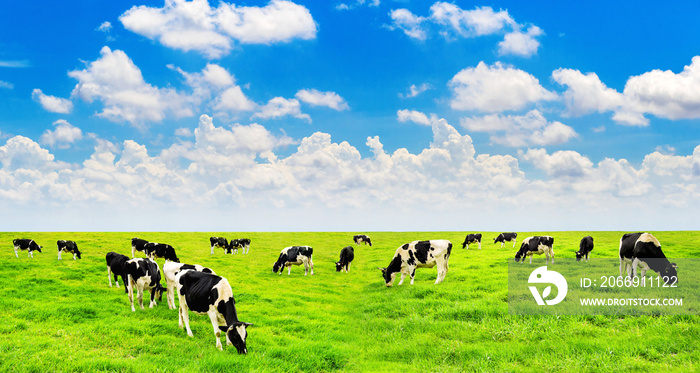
[176,270,252,353]
[57,240,81,260]
[494,232,518,248]
[230,238,251,254]
[144,242,180,262]
[163,261,216,310]
[210,237,229,255]
[335,246,355,273]
[272,246,314,275]
[619,232,677,281]
[353,235,372,246]
[378,240,452,287]
[124,257,165,312]
[576,236,594,262]
[106,252,130,293]
[131,237,149,258]
[461,233,482,250]
[515,236,555,264]
[13,239,42,258]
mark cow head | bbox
[76,250,82,259]
[335,262,343,272]
[574,251,583,261]
[662,262,678,281]
[272,261,282,273]
[377,267,397,287]
[219,322,253,354]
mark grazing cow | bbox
[106,252,130,293]
[461,233,482,250]
[144,242,180,262]
[515,236,555,264]
[13,239,42,258]
[619,232,677,280]
[210,237,229,255]
[494,232,518,248]
[131,237,149,258]
[576,236,594,262]
[176,271,252,353]
[335,246,355,273]
[272,246,314,275]
[378,240,452,287]
[230,238,251,254]
[353,235,372,246]
[124,258,165,312]
[57,240,81,260]
[163,261,216,310]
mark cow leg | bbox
[167,284,175,310]
[478,242,482,250]
[208,312,224,350]
[398,271,407,286]
[131,246,136,259]
[309,258,314,275]
[58,249,62,260]
[501,242,505,249]
[619,258,624,277]
[529,255,533,264]
[137,288,145,310]
[149,288,156,308]
[409,268,417,285]
[179,303,194,337]
[127,276,136,312]
[513,240,517,249]
[14,246,18,258]
[211,245,214,255]
[287,265,291,275]
[631,258,640,279]
[108,267,113,287]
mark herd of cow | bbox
[10,231,678,354]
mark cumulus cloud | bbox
[31,89,73,114]
[40,120,83,149]
[120,0,317,59]
[295,89,349,111]
[553,56,700,126]
[389,3,542,57]
[252,97,310,122]
[400,83,431,99]
[449,62,557,112]
[461,110,578,147]
[397,109,431,126]
[0,80,13,89]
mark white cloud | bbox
[175,128,193,137]
[97,21,112,32]
[400,83,431,98]
[31,89,73,114]
[397,109,431,126]
[429,3,515,37]
[553,56,700,126]
[521,148,593,178]
[295,89,349,110]
[0,80,13,89]
[252,97,310,122]
[388,8,427,40]
[498,25,543,57]
[39,120,83,149]
[461,110,578,147]
[449,62,557,112]
[120,0,317,59]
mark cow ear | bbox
[219,326,228,332]
[243,322,253,327]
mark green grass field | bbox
[1,231,699,372]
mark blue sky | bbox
[0,0,699,231]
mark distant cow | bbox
[57,240,81,260]
[619,232,677,280]
[176,271,252,353]
[106,252,130,293]
[163,261,216,310]
[230,238,251,254]
[144,242,180,262]
[273,246,314,275]
[515,236,555,264]
[335,246,355,273]
[131,237,149,258]
[378,240,452,287]
[124,258,165,312]
[576,236,594,262]
[461,234,482,250]
[494,233,517,248]
[353,235,372,246]
[210,237,229,255]
[13,239,42,258]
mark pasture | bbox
[1,231,699,372]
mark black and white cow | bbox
[619,232,677,280]
[335,246,355,273]
[461,233,482,250]
[210,237,229,255]
[576,236,594,262]
[378,240,452,287]
[230,238,251,254]
[163,261,216,310]
[144,242,180,262]
[131,237,149,258]
[57,240,81,260]
[176,270,252,353]
[106,252,130,293]
[272,246,314,275]
[13,239,42,258]
[124,257,165,312]
[514,236,555,264]
[353,235,372,246]
[494,232,518,249]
